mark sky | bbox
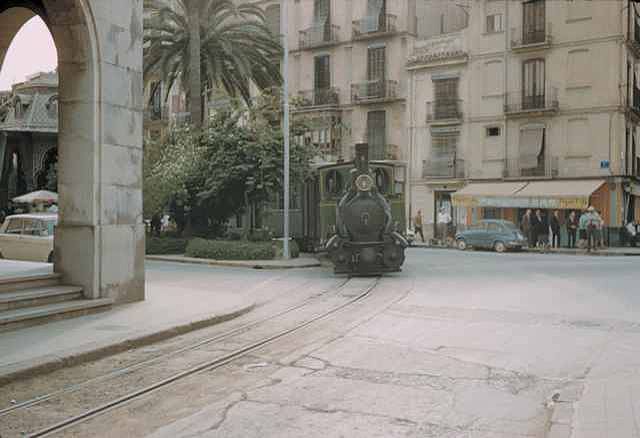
[0,16,57,91]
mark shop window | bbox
[483,208,501,219]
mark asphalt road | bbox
[10,250,640,437]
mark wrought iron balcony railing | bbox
[426,99,463,123]
[299,24,340,49]
[352,14,397,38]
[423,156,465,179]
[504,87,558,115]
[351,80,399,103]
[511,23,552,49]
[504,155,559,178]
[297,88,340,108]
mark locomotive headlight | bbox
[355,174,374,192]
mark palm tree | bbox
[144,0,283,128]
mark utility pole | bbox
[282,0,291,259]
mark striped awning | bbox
[453,180,606,209]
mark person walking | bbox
[414,210,425,243]
[566,210,578,249]
[550,210,561,249]
[521,209,533,247]
[437,207,452,245]
[594,209,605,249]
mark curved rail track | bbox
[1,276,379,438]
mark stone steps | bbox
[0,285,84,311]
[0,274,112,332]
[0,299,113,332]
[0,273,62,293]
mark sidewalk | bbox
[145,254,322,269]
[0,261,273,383]
[410,241,640,256]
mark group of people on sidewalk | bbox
[520,206,604,252]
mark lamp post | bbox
[282,0,290,259]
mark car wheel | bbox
[457,239,467,251]
[47,252,54,263]
[494,241,507,253]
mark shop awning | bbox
[452,180,606,209]
[452,182,527,208]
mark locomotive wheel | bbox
[457,238,467,251]
[494,241,507,253]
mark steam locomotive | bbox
[326,144,408,275]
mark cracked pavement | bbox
[35,250,640,437]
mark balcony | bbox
[423,155,465,179]
[511,23,552,51]
[504,87,558,117]
[426,99,463,124]
[297,88,340,109]
[504,155,559,178]
[351,80,399,104]
[352,14,397,40]
[365,144,400,161]
[299,24,340,50]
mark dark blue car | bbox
[455,219,527,253]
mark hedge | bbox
[186,239,275,260]
[273,239,300,259]
[146,237,188,255]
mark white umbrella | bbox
[12,190,58,204]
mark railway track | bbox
[1,276,379,438]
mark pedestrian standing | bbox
[567,210,578,248]
[585,206,597,252]
[550,210,561,249]
[521,209,533,247]
[437,207,452,245]
[151,212,161,237]
[533,209,548,250]
[594,209,605,249]
[414,210,425,243]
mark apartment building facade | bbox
[410,0,640,244]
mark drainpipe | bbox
[503,0,510,178]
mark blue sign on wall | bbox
[600,160,610,169]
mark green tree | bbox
[144,0,282,127]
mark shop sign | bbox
[453,195,590,210]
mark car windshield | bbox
[502,222,519,231]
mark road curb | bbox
[0,304,255,385]
[146,255,322,269]
[407,245,640,257]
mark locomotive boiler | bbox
[326,144,408,275]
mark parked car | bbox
[455,219,527,253]
[0,213,57,262]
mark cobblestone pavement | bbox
[5,250,640,437]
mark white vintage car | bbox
[0,213,57,262]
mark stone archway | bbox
[0,0,144,303]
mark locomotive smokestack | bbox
[355,143,369,173]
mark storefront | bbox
[452,179,616,244]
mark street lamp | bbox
[282,0,290,259]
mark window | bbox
[486,127,501,137]
[522,59,545,109]
[314,55,331,91]
[522,0,546,44]
[483,60,503,96]
[433,78,459,119]
[486,220,501,230]
[365,0,386,32]
[519,126,545,173]
[5,218,23,234]
[374,168,390,194]
[314,0,330,27]
[567,49,589,88]
[367,46,386,82]
[567,118,590,157]
[431,131,458,157]
[486,14,503,33]
[367,111,386,160]
[324,169,343,197]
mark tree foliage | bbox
[144,0,283,126]
[143,90,316,235]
